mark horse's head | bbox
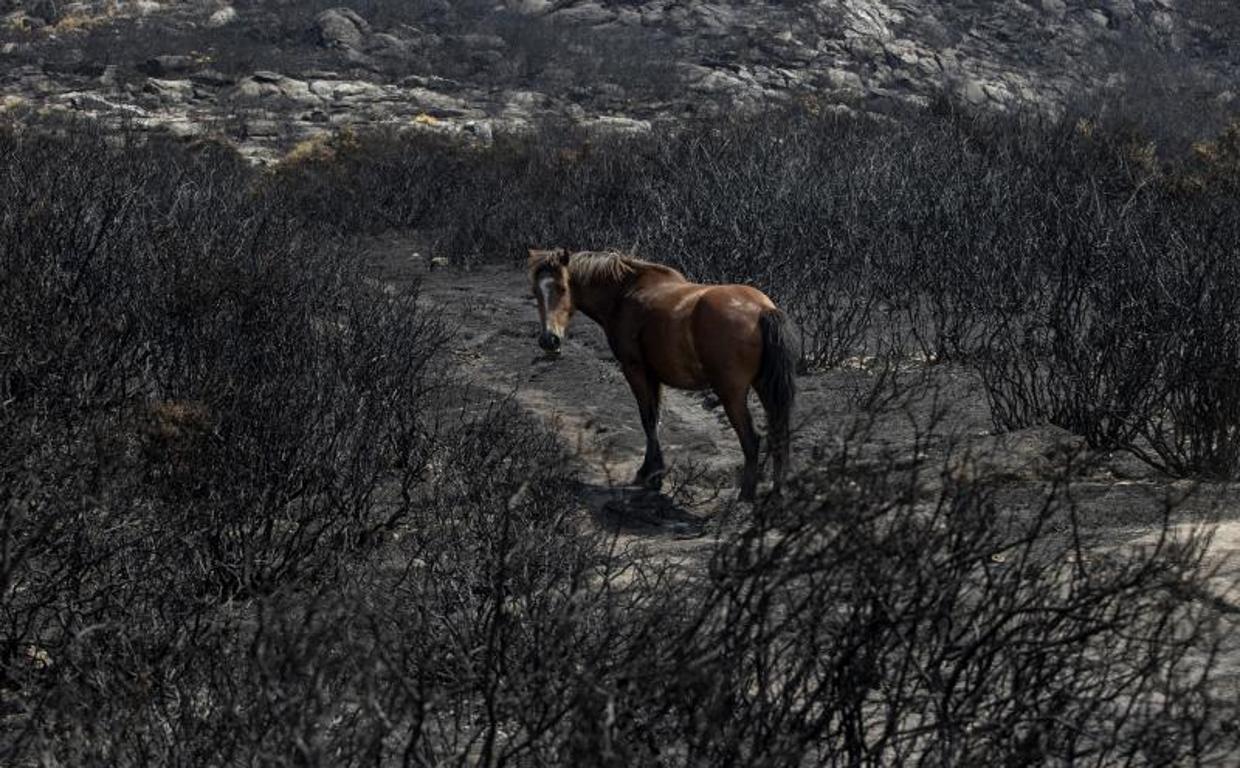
[527,248,573,356]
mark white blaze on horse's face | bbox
[538,274,558,318]
[527,249,573,357]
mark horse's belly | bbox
[640,328,710,390]
[657,365,710,391]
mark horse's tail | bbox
[756,309,796,488]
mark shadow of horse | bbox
[575,481,706,537]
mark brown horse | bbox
[527,248,795,501]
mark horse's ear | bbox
[557,248,571,266]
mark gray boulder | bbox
[313,8,371,50]
[206,6,237,28]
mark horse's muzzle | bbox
[538,330,562,355]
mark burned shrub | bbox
[976,141,1240,477]
[272,127,474,235]
[1132,209,1240,479]
[23,393,1227,765]
[976,276,1169,453]
[569,450,1234,766]
[3,393,599,766]
[0,118,449,757]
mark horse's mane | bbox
[568,251,683,285]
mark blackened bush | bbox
[571,453,1233,766]
[352,400,628,765]
[1133,209,1240,479]
[9,422,1231,764]
[329,437,1234,766]
[0,117,449,755]
[978,132,1240,475]
[1144,322,1240,479]
[976,265,1169,452]
[274,128,478,236]
[3,394,612,765]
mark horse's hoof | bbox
[636,476,664,492]
[635,468,665,491]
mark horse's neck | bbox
[570,272,628,326]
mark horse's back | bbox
[627,276,776,390]
[635,278,773,321]
[696,283,777,319]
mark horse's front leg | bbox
[622,363,665,490]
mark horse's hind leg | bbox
[622,364,665,490]
[719,384,760,501]
[755,388,787,494]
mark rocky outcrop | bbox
[0,0,1233,160]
